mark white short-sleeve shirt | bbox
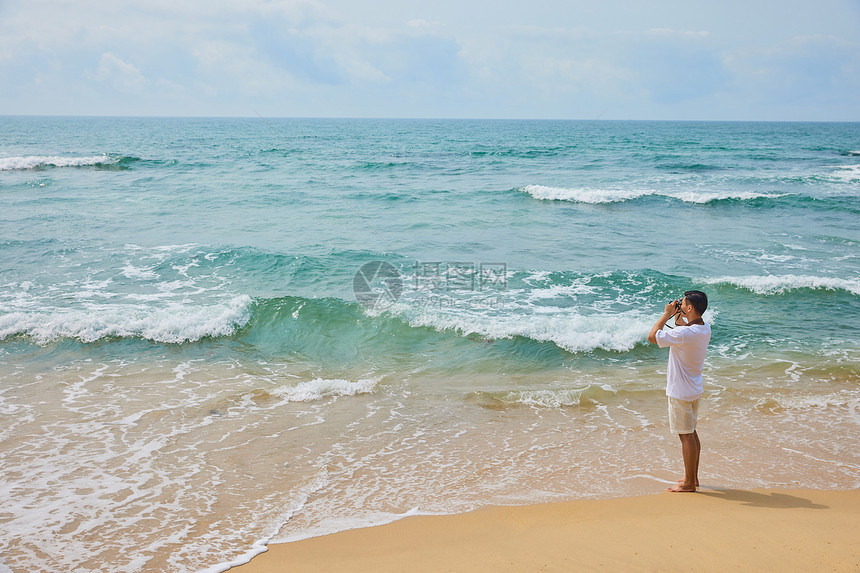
[655,322,711,401]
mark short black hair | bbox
[684,290,708,315]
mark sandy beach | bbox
[233,488,859,572]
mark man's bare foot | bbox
[677,479,699,487]
[666,484,697,493]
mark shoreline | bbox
[231,487,859,572]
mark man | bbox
[647,290,710,493]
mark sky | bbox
[1,0,859,120]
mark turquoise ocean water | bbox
[1,117,858,571]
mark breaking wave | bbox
[701,275,860,295]
[0,155,135,170]
[391,301,654,353]
[0,295,253,344]
[519,184,787,204]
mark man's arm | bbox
[647,301,678,344]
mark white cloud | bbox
[526,56,636,96]
[406,19,446,30]
[96,53,147,93]
[647,28,709,38]
[724,33,860,108]
[0,0,858,119]
[340,58,390,83]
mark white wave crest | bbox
[271,378,378,402]
[668,190,788,203]
[701,275,860,295]
[827,164,860,182]
[0,295,253,344]
[520,184,785,204]
[396,304,652,353]
[521,185,653,203]
[0,155,114,170]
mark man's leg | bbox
[667,397,700,492]
[668,432,699,492]
[692,430,700,484]
[675,430,701,487]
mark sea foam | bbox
[827,164,860,182]
[757,392,858,411]
[520,184,785,204]
[521,185,654,203]
[0,295,253,344]
[495,388,585,408]
[701,275,860,295]
[271,378,378,402]
[395,303,652,353]
[0,155,115,170]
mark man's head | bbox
[682,290,708,317]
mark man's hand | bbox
[667,300,687,326]
[648,300,679,344]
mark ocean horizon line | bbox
[2,113,859,124]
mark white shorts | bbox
[668,397,699,434]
